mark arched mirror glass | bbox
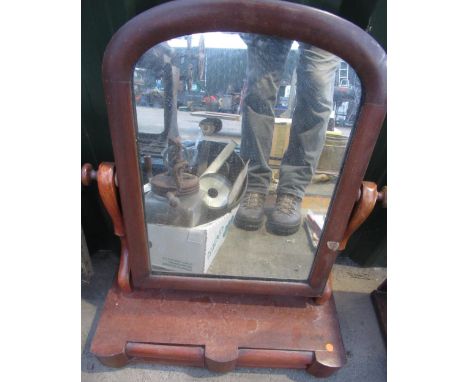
[132,32,361,280]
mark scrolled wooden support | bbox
[315,182,384,305]
[338,181,379,251]
[117,237,132,294]
[81,163,132,293]
[96,163,125,237]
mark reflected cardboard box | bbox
[149,205,239,274]
[269,118,292,169]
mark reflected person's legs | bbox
[268,45,339,236]
[235,35,292,231]
[240,35,292,194]
[277,45,339,199]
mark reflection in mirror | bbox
[133,32,361,281]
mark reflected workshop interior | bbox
[134,32,361,280]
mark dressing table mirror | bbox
[81,0,386,377]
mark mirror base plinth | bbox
[91,282,346,377]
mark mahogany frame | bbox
[102,0,387,297]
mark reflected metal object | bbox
[153,137,200,196]
[147,139,246,224]
[199,140,238,211]
[202,140,237,175]
[228,159,249,207]
[199,173,232,209]
[147,138,205,227]
[151,172,199,197]
[199,117,222,136]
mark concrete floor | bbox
[208,220,315,279]
[82,252,386,381]
[210,194,324,278]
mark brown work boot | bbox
[267,193,302,235]
[234,192,266,231]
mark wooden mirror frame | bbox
[102,0,386,297]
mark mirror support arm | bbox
[82,163,132,293]
[314,182,386,305]
[339,182,386,251]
